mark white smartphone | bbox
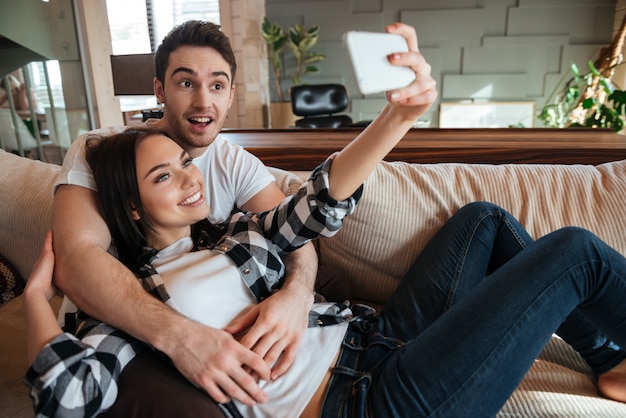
[344,31,416,95]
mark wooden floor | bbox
[220,128,626,171]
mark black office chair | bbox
[290,84,353,128]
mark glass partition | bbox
[0,61,89,163]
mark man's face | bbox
[154,45,235,158]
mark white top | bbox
[55,122,276,223]
[55,123,276,322]
[153,237,346,418]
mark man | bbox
[53,21,318,413]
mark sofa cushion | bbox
[268,160,626,417]
[315,160,626,304]
[0,150,60,280]
[0,254,25,306]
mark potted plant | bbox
[262,17,326,127]
[538,14,626,132]
[538,61,626,132]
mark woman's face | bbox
[135,134,209,248]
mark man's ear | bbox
[228,83,236,108]
[154,77,165,104]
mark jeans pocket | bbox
[322,369,370,418]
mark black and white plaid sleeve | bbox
[24,322,144,418]
[255,157,363,254]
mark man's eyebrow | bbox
[170,67,195,78]
[170,67,230,82]
[212,71,230,82]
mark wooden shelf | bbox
[220,128,626,171]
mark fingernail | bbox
[390,92,400,100]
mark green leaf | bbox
[304,65,320,74]
[565,86,579,103]
[582,98,595,109]
[600,78,615,95]
[307,25,319,37]
[303,53,326,64]
[570,62,580,79]
[588,60,601,77]
[299,37,317,51]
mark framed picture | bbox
[439,101,536,128]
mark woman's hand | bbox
[25,230,64,364]
[24,230,58,301]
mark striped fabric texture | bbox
[270,159,626,417]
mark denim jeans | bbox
[320,201,626,418]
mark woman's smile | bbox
[180,190,205,206]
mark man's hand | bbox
[224,282,312,380]
[164,319,271,406]
[54,185,270,406]
[224,242,317,380]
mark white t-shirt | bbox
[55,123,276,223]
[153,237,346,418]
[55,123,276,320]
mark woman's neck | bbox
[146,226,192,250]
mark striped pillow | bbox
[0,254,25,306]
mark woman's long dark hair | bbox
[85,127,172,268]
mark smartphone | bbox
[344,31,416,95]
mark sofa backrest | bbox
[0,150,60,279]
[272,160,626,305]
[4,150,626,308]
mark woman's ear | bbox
[130,204,140,221]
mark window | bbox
[106,0,221,111]
[107,0,221,55]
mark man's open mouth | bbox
[189,117,213,126]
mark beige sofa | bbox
[3,145,626,417]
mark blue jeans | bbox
[320,202,626,418]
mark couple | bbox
[24,19,626,418]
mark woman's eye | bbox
[155,173,170,183]
[182,157,193,168]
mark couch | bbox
[3,128,626,416]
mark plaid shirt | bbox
[25,158,366,418]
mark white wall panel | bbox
[266,0,617,126]
[442,74,528,99]
[401,9,486,48]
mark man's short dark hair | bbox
[155,20,237,86]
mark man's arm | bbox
[227,182,318,379]
[52,184,270,405]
